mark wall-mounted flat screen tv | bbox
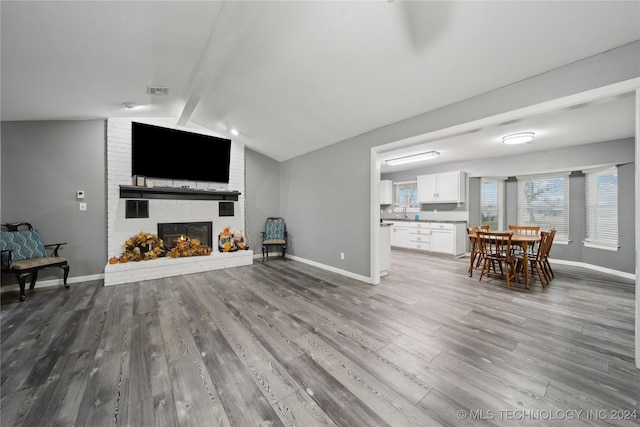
[132,122,231,183]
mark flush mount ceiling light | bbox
[121,102,136,109]
[385,151,440,166]
[230,128,239,136]
[502,132,535,145]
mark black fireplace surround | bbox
[157,222,213,250]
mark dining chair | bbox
[515,230,551,287]
[508,225,541,255]
[541,228,556,281]
[477,231,518,289]
[467,227,479,277]
[467,225,490,277]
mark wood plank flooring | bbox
[1,250,638,426]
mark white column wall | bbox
[104,118,250,285]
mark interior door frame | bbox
[369,78,639,367]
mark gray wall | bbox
[279,137,372,274]
[1,120,107,282]
[0,125,280,283]
[280,42,639,279]
[383,139,635,274]
[1,42,638,282]
[245,148,281,251]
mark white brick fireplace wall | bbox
[104,118,252,285]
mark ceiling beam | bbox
[177,1,260,127]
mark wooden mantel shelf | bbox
[119,185,240,201]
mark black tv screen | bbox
[132,122,231,183]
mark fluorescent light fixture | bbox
[502,132,535,145]
[385,151,440,166]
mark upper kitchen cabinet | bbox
[380,179,393,205]
[417,171,466,203]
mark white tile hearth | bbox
[104,250,254,286]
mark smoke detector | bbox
[146,86,169,96]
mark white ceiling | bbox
[2,1,639,166]
[379,92,637,173]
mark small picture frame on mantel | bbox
[134,175,146,186]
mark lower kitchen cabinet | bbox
[390,223,410,247]
[408,221,430,251]
[389,221,465,256]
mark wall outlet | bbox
[340,252,345,260]
[79,202,87,211]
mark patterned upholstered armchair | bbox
[260,217,287,261]
[0,223,70,301]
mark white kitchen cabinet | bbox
[417,171,466,203]
[430,222,466,256]
[380,180,393,205]
[390,221,430,251]
[430,224,454,254]
[389,221,465,256]
[417,175,437,203]
[390,222,410,247]
[408,222,430,251]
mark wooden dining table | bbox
[468,232,541,289]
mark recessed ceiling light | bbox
[230,128,239,136]
[385,151,440,166]
[121,102,136,109]
[502,132,535,145]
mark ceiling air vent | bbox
[146,86,169,96]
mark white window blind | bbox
[393,181,419,212]
[516,173,569,240]
[585,166,618,247]
[480,178,505,230]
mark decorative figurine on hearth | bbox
[219,226,234,252]
[233,230,248,250]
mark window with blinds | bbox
[480,178,505,230]
[393,181,419,212]
[584,166,618,248]
[516,173,569,240]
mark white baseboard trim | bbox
[1,273,105,293]
[463,252,634,281]
[285,254,374,284]
[3,255,632,293]
[551,259,636,281]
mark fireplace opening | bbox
[157,222,213,250]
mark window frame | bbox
[584,166,619,250]
[392,181,420,213]
[480,178,506,231]
[516,172,570,242]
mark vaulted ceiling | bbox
[2,1,638,164]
